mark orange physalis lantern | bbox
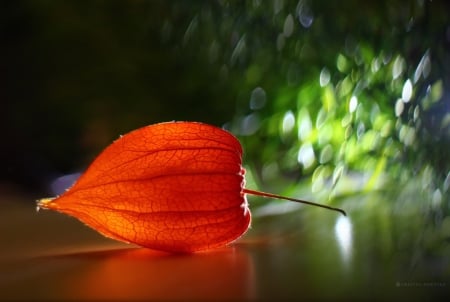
[38,121,344,253]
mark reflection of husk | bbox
[65,247,255,300]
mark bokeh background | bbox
[1,0,449,300]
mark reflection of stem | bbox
[243,188,347,216]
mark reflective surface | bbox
[1,186,448,301]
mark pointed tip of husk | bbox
[36,197,57,212]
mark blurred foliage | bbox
[200,0,450,215]
[217,1,449,193]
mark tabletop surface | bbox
[1,184,448,301]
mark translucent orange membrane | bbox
[38,122,251,253]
